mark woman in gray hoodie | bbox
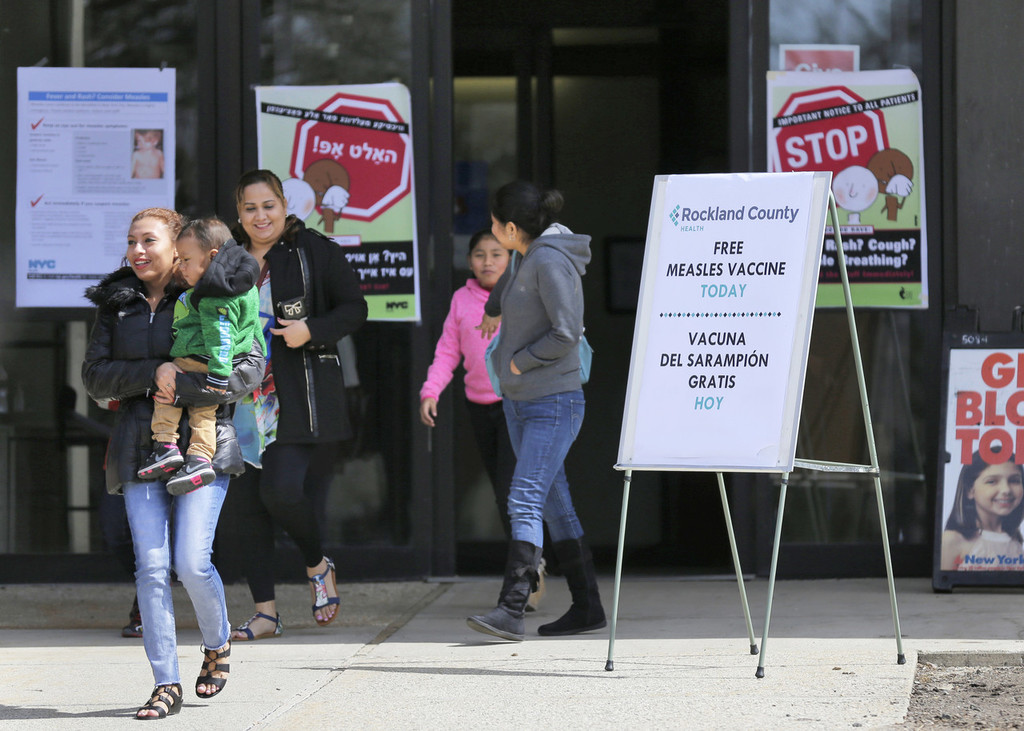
[467,180,605,641]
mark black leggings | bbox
[218,441,324,604]
[465,399,515,540]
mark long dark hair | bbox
[945,447,1024,542]
[231,168,303,248]
[491,180,564,241]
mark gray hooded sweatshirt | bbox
[487,223,591,401]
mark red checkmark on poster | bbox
[31,118,44,129]
[31,194,44,207]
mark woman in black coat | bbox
[219,169,368,642]
[83,207,264,718]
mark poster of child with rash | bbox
[940,348,1024,574]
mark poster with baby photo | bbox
[935,337,1024,590]
[767,69,925,309]
[16,66,175,308]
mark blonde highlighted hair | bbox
[131,207,184,239]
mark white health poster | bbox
[16,67,176,308]
[617,172,831,472]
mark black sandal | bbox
[136,683,182,720]
[195,642,230,698]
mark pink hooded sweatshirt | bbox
[420,278,501,406]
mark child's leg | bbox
[151,401,182,445]
[173,358,217,460]
[186,405,218,460]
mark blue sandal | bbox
[232,612,283,641]
[309,557,340,626]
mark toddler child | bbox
[137,217,262,494]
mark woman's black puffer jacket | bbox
[82,267,265,494]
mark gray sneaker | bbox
[166,455,216,495]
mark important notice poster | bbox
[255,83,419,322]
[937,343,1024,584]
[767,69,926,309]
[16,67,176,308]
[617,172,830,472]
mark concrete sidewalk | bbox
[1,576,1023,729]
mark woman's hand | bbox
[155,361,183,400]
[270,318,312,348]
[510,359,521,375]
[419,397,438,427]
[476,314,501,339]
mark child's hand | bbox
[477,314,501,339]
[270,318,312,348]
[207,386,227,394]
[419,397,438,427]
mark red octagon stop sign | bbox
[290,92,411,223]
[770,86,889,174]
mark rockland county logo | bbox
[668,204,704,233]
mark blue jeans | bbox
[124,475,230,686]
[503,390,586,546]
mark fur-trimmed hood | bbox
[84,267,185,311]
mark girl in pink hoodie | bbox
[419,230,513,537]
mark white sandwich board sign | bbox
[617,172,832,472]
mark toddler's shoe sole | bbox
[166,461,216,495]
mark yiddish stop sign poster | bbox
[618,172,831,472]
[256,83,420,321]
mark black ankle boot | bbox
[466,540,542,641]
[537,538,606,636]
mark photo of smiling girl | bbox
[941,448,1024,571]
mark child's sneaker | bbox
[137,443,184,480]
[166,455,216,495]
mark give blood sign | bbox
[769,86,888,173]
[289,92,412,223]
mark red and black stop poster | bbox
[256,83,419,321]
[767,69,926,309]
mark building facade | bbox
[0,0,1020,582]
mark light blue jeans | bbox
[124,474,230,686]
[503,389,586,547]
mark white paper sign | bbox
[617,172,832,472]
[16,67,176,308]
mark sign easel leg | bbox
[829,193,906,665]
[717,471,757,654]
[756,472,789,679]
[605,469,632,671]
[872,473,907,664]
